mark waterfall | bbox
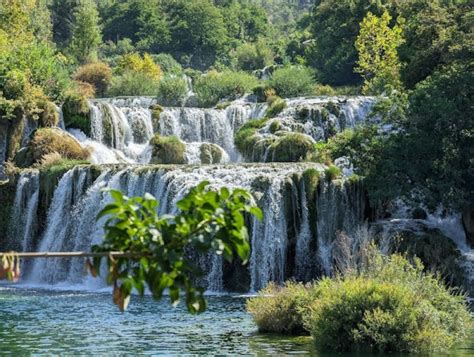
[8,171,40,252]
[294,182,313,281]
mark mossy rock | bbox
[252,84,276,103]
[26,128,90,165]
[269,120,281,134]
[234,118,268,159]
[150,134,186,164]
[6,111,25,161]
[150,104,164,133]
[265,96,287,118]
[270,133,314,162]
[38,101,59,128]
[215,101,231,110]
[324,165,342,180]
[199,143,223,164]
[391,228,467,288]
[62,94,90,135]
[325,101,341,117]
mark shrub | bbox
[252,84,276,102]
[38,100,59,127]
[62,89,91,135]
[156,76,188,107]
[235,40,273,71]
[150,134,186,164]
[265,96,287,118]
[314,84,336,96]
[108,71,160,97]
[74,62,112,97]
[116,52,163,81]
[270,66,315,98]
[150,104,164,132]
[305,253,472,353]
[27,128,90,165]
[152,53,182,75]
[324,165,341,180]
[194,70,259,107]
[247,282,312,334]
[270,133,314,162]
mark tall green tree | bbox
[355,11,404,94]
[68,0,102,64]
[166,0,228,68]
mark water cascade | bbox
[4,95,471,295]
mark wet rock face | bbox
[462,209,474,247]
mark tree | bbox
[166,0,228,68]
[355,11,404,94]
[90,182,262,312]
[306,0,391,86]
[68,0,102,64]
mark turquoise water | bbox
[0,287,472,355]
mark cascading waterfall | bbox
[23,163,368,292]
[8,171,40,252]
[8,95,471,296]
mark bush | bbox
[38,100,59,127]
[27,128,90,165]
[270,66,315,98]
[314,84,336,96]
[324,165,341,180]
[156,76,188,107]
[108,71,160,97]
[305,253,472,353]
[235,40,273,71]
[74,62,112,97]
[194,70,259,107]
[150,134,186,164]
[116,52,163,81]
[265,96,287,118]
[252,84,276,102]
[247,282,312,334]
[62,89,91,135]
[270,133,314,162]
[152,53,182,75]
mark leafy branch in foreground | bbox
[89,181,262,313]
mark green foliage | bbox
[91,182,262,312]
[68,0,102,64]
[234,118,268,158]
[356,11,404,94]
[62,90,91,135]
[107,72,160,97]
[265,96,287,118]
[165,0,228,68]
[248,251,471,353]
[194,70,258,107]
[306,0,390,86]
[156,76,188,107]
[38,101,59,128]
[270,133,314,162]
[305,253,471,353]
[247,282,311,334]
[116,53,163,81]
[150,135,186,164]
[152,53,183,75]
[324,165,342,180]
[234,39,273,71]
[317,125,383,177]
[74,62,112,97]
[270,66,315,98]
[366,61,474,211]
